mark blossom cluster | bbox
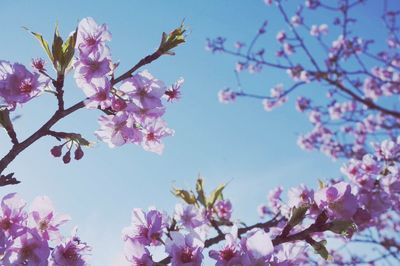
[73,17,183,154]
[209,0,400,160]
[122,138,400,265]
[0,193,90,265]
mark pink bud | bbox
[74,146,84,160]
[50,146,62,157]
[63,151,71,164]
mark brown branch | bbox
[324,77,400,119]
[112,49,164,85]
[0,173,20,187]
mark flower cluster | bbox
[0,193,90,265]
[73,18,183,154]
[209,0,400,160]
[122,138,400,265]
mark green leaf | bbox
[207,183,225,207]
[23,27,53,62]
[311,240,331,260]
[159,22,187,55]
[61,28,78,71]
[52,24,64,73]
[288,205,308,227]
[318,179,325,189]
[328,220,356,235]
[172,188,196,205]
[196,177,207,207]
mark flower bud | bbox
[74,146,84,160]
[50,145,63,157]
[63,150,71,164]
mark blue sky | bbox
[0,0,392,265]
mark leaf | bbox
[328,220,356,235]
[196,176,207,207]
[23,27,53,62]
[52,24,64,72]
[62,28,78,71]
[318,179,325,189]
[311,240,331,260]
[172,188,196,205]
[159,22,187,54]
[287,205,308,227]
[207,183,225,207]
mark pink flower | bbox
[214,200,232,220]
[0,60,46,109]
[218,88,236,103]
[240,230,273,265]
[209,228,241,266]
[141,118,174,155]
[287,184,314,208]
[4,229,49,266]
[119,70,166,109]
[124,240,154,266]
[314,182,358,219]
[310,24,328,37]
[122,208,166,246]
[283,43,295,55]
[95,112,143,148]
[76,17,111,56]
[0,193,27,238]
[174,204,205,229]
[74,50,111,85]
[50,228,91,266]
[295,97,310,112]
[29,196,70,241]
[165,77,184,102]
[276,31,286,43]
[165,231,204,266]
[83,78,112,109]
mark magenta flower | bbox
[268,186,283,214]
[174,204,205,229]
[95,112,143,148]
[310,24,328,37]
[50,228,91,266]
[122,208,166,246]
[214,200,232,220]
[4,229,49,266]
[165,231,204,266]
[125,102,166,119]
[74,50,111,85]
[240,230,274,265]
[83,78,112,109]
[141,118,174,155]
[295,97,311,112]
[0,193,27,238]
[119,70,166,109]
[218,88,236,103]
[209,230,241,266]
[165,77,184,102]
[0,60,45,109]
[76,17,111,56]
[124,240,154,266]
[0,230,11,257]
[29,196,70,241]
[314,182,358,219]
[287,184,314,208]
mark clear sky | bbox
[0,1,391,265]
